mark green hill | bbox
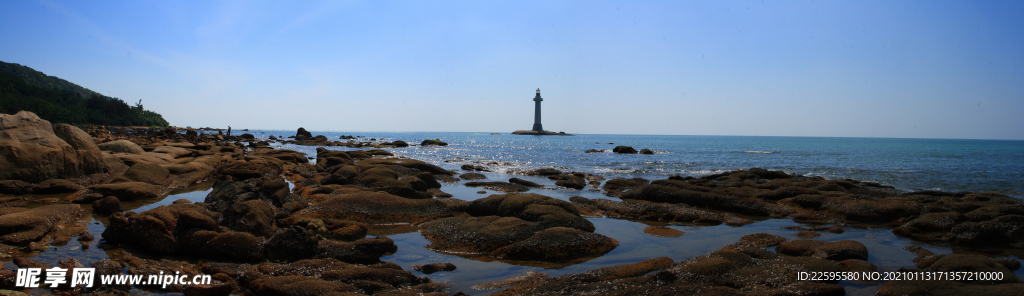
[0,61,168,127]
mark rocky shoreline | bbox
[1,110,1022,295]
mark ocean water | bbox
[253,131,1024,198]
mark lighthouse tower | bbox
[532,88,544,132]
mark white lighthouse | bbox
[532,88,543,132]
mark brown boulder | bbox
[52,123,106,175]
[33,179,85,194]
[88,181,164,201]
[101,204,221,254]
[92,196,123,215]
[0,204,82,246]
[0,180,33,195]
[0,111,83,182]
[491,227,618,261]
[123,163,171,185]
[98,139,145,154]
[297,191,459,224]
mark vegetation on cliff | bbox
[0,61,168,126]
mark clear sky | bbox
[2,1,1023,140]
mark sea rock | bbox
[412,262,457,274]
[221,199,276,237]
[776,239,868,261]
[464,181,529,192]
[491,227,618,261]
[52,123,106,175]
[0,111,85,182]
[570,196,750,225]
[622,183,792,217]
[639,148,655,154]
[33,179,85,194]
[492,234,858,296]
[102,204,221,254]
[643,226,685,237]
[0,204,83,246]
[612,146,638,154]
[0,180,33,195]
[459,172,487,180]
[98,139,145,154]
[92,196,123,216]
[420,139,448,146]
[88,181,163,201]
[509,178,543,188]
[419,193,612,262]
[295,127,313,141]
[220,157,284,181]
[602,177,650,197]
[296,191,460,224]
[122,163,171,185]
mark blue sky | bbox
[2,1,1022,139]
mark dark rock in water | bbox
[643,226,685,237]
[509,178,543,188]
[420,193,611,263]
[296,191,460,224]
[639,148,655,154]
[464,181,529,192]
[738,233,787,247]
[295,127,313,141]
[240,133,255,140]
[420,216,545,253]
[460,172,487,180]
[33,179,85,194]
[412,262,457,274]
[555,178,586,190]
[602,177,650,197]
[92,196,123,216]
[612,146,638,154]
[102,204,221,254]
[88,181,163,201]
[491,227,618,261]
[570,196,750,226]
[584,149,605,153]
[0,180,33,195]
[776,239,868,261]
[313,135,328,142]
[491,234,870,296]
[461,164,490,171]
[525,168,562,176]
[421,139,448,146]
[623,183,792,217]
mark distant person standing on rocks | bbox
[227,126,231,136]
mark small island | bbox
[512,88,575,136]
